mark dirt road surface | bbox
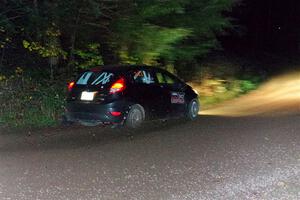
[0,113,299,200]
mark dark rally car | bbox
[65,65,199,128]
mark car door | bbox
[153,69,187,117]
[128,69,161,119]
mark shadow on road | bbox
[2,112,299,154]
[0,117,196,153]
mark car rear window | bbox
[76,71,116,86]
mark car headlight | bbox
[192,88,199,95]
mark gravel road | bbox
[0,113,299,200]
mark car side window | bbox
[132,70,155,84]
[155,71,179,85]
[165,74,176,84]
[156,72,165,84]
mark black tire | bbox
[125,104,145,129]
[186,98,199,120]
[60,114,74,126]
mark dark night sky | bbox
[222,0,300,54]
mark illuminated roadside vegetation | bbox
[187,57,264,109]
[192,78,261,109]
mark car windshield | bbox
[76,71,116,86]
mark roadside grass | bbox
[0,72,66,128]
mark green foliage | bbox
[112,0,236,66]
[22,26,67,59]
[117,25,190,65]
[73,44,104,69]
[1,0,236,70]
[0,69,65,127]
[23,40,67,59]
[239,80,257,93]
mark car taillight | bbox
[68,81,75,92]
[110,111,122,116]
[110,78,125,94]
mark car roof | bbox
[89,65,161,73]
[84,64,186,84]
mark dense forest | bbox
[0,0,236,77]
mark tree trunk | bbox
[67,13,81,75]
[68,34,76,74]
[100,42,119,64]
[0,48,5,67]
[33,0,38,8]
[50,62,54,81]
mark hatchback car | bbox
[65,65,199,128]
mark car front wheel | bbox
[186,99,199,120]
[125,104,145,129]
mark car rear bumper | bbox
[65,101,130,124]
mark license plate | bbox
[80,91,96,101]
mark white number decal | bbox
[142,71,152,84]
[91,72,113,85]
[77,72,93,85]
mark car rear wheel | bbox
[186,99,199,120]
[125,104,145,129]
[61,114,74,126]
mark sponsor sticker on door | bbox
[171,92,185,104]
